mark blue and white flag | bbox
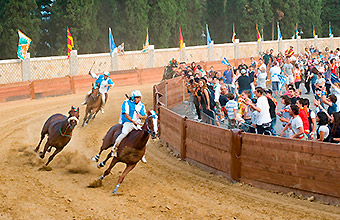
[277,22,282,42]
[206,24,212,47]
[278,74,287,92]
[331,73,340,84]
[329,22,333,38]
[222,57,231,66]
[109,28,116,56]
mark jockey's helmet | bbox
[131,90,142,100]
[103,71,110,77]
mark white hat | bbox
[241,69,246,74]
[103,71,110,76]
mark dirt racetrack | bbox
[0,82,340,220]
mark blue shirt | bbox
[119,99,146,124]
[223,70,233,84]
[94,75,114,91]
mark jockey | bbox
[111,90,147,158]
[81,70,114,113]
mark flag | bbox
[278,74,287,92]
[329,22,333,38]
[67,26,74,58]
[142,27,149,52]
[179,27,184,49]
[256,24,261,42]
[222,57,231,66]
[17,30,31,61]
[295,24,299,39]
[313,24,316,37]
[206,24,212,46]
[232,23,236,43]
[277,22,282,42]
[109,28,116,56]
[331,73,340,84]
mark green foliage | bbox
[206,0,226,44]
[0,0,339,59]
[49,0,100,56]
[0,0,41,59]
[148,0,177,48]
[321,0,340,38]
[113,0,150,51]
[299,0,322,38]
[271,0,299,40]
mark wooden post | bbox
[230,129,242,182]
[164,82,168,107]
[136,68,142,85]
[180,116,187,160]
[182,78,185,102]
[69,75,76,94]
[153,85,157,111]
[29,80,36,99]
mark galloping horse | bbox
[82,83,102,126]
[92,111,158,193]
[34,106,80,166]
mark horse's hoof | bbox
[91,155,99,162]
[39,152,44,159]
[97,162,104,169]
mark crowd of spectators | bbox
[177,45,340,143]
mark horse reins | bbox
[59,116,79,137]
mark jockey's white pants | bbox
[85,90,106,108]
[112,122,135,152]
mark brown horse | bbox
[34,106,80,166]
[92,110,158,193]
[82,83,102,126]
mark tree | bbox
[148,0,177,48]
[49,0,100,55]
[36,0,53,56]
[0,0,41,59]
[95,0,117,53]
[321,0,340,38]
[113,0,150,51]
[299,0,322,38]
[271,0,299,40]
[172,0,202,47]
[206,0,226,44]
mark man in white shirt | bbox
[245,87,271,134]
[257,58,267,89]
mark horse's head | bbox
[68,106,80,129]
[146,110,159,139]
[91,83,100,97]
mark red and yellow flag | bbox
[256,24,261,42]
[67,26,74,58]
[179,27,184,49]
[313,24,316,37]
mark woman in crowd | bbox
[316,111,330,142]
[293,63,301,89]
[330,112,340,143]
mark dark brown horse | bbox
[82,83,102,126]
[92,110,158,193]
[34,106,80,166]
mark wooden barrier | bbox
[0,81,31,102]
[159,106,183,153]
[154,72,340,203]
[240,133,340,199]
[185,119,233,174]
[32,76,73,98]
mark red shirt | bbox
[299,108,310,134]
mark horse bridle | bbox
[59,116,79,137]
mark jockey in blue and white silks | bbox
[111,90,147,157]
[81,71,114,113]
